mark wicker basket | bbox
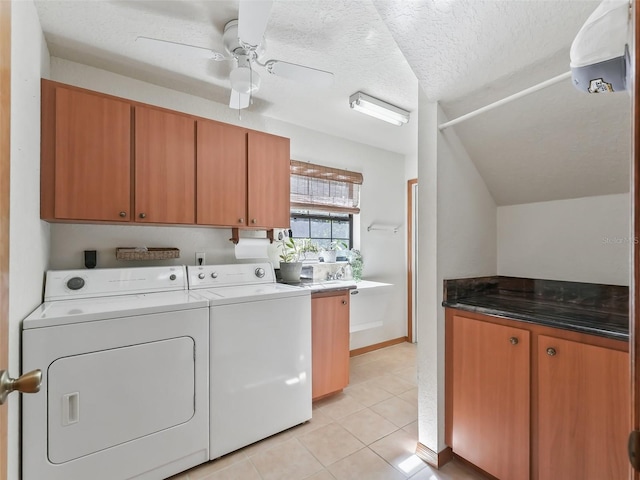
[116,247,180,261]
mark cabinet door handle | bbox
[509,337,518,345]
[238,218,244,223]
[546,347,557,356]
[139,213,146,219]
[251,219,257,224]
[342,300,347,305]
[119,211,126,218]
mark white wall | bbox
[416,98,497,455]
[405,151,418,181]
[9,2,50,479]
[498,193,630,285]
[48,58,408,347]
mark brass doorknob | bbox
[119,211,126,217]
[547,347,557,356]
[139,213,146,219]
[251,219,257,224]
[509,337,519,345]
[239,218,244,223]
[0,369,42,405]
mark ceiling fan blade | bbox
[264,60,334,88]
[229,89,251,109]
[136,36,226,61]
[238,0,273,48]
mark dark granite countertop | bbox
[442,276,629,341]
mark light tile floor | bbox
[173,342,489,480]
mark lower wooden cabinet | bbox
[451,315,530,480]
[311,290,350,400]
[537,335,629,480]
[446,309,629,480]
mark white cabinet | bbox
[349,281,393,346]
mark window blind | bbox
[290,160,363,214]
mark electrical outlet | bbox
[195,252,205,266]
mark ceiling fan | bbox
[136,0,334,110]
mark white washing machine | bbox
[187,263,312,459]
[22,266,209,480]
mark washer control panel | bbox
[45,266,187,301]
[187,263,275,289]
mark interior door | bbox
[407,179,417,343]
[633,2,640,479]
[0,2,10,480]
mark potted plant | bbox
[319,240,347,263]
[279,238,318,283]
[348,249,363,281]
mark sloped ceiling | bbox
[34,0,631,205]
[373,0,631,205]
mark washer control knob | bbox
[66,277,85,291]
[211,272,218,279]
[169,274,177,281]
[198,273,205,280]
[255,267,265,278]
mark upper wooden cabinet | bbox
[450,315,530,480]
[247,131,290,229]
[135,106,195,224]
[41,80,291,229]
[196,120,248,226]
[196,122,291,228]
[41,83,132,222]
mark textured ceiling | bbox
[34,0,419,156]
[374,0,631,205]
[33,0,632,205]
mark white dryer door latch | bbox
[62,392,80,425]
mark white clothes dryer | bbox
[22,266,209,480]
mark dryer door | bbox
[47,337,195,463]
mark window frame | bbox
[289,211,354,250]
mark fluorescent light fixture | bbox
[349,91,410,126]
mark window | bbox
[289,161,363,253]
[290,210,353,250]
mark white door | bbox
[46,338,195,463]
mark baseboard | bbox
[349,336,408,357]
[415,442,453,469]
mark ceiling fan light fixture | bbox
[349,91,410,126]
[230,65,261,94]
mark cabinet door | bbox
[452,315,530,480]
[53,87,131,221]
[538,336,629,480]
[134,106,195,224]
[311,291,350,400]
[196,120,247,226]
[247,131,290,228]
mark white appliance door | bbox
[23,307,209,480]
[48,337,195,463]
[210,295,312,459]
